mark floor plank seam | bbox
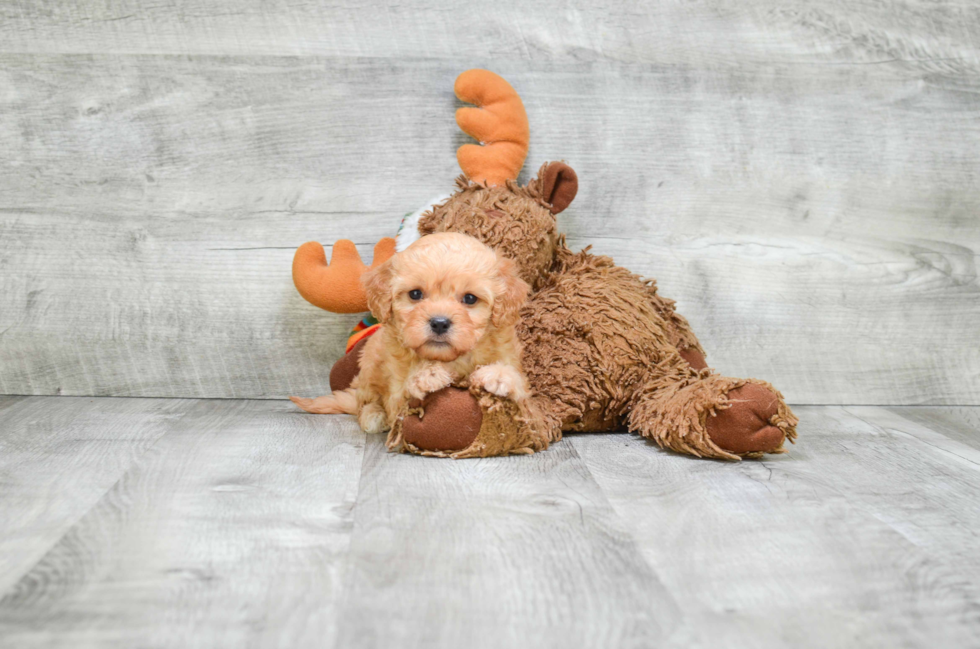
[4,394,980,409]
[0,401,207,602]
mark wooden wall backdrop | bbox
[1,1,978,404]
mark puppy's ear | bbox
[361,259,395,323]
[492,256,530,327]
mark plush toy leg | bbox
[390,386,552,458]
[646,285,707,363]
[628,373,798,461]
[328,337,369,391]
[644,286,796,457]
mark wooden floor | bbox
[0,397,977,647]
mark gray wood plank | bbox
[334,435,682,649]
[571,406,980,648]
[2,399,980,646]
[0,399,365,648]
[1,0,978,69]
[0,396,187,594]
[885,406,980,451]
[2,53,978,403]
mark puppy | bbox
[291,232,530,434]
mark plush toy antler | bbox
[293,69,524,314]
[455,69,529,186]
[292,238,396,313]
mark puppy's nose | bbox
[429,316,452,335]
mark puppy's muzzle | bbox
[428,316,452,336]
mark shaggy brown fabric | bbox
[419,173,558,290]
[678,347,708,371]
[384,163,798,460]
[329,337,367,392]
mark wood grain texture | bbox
[571,405,980,647]
[2,399,979,646]
[1,0,979,67]
[1,2,979,403]
[333,435,680,649]
[886,406,980,451]
[0,396,185,594]
[0,397,365,648]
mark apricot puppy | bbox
[291,232,530,434]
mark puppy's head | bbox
[362,232,528,362]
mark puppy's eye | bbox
[462,293,478,305]
[408,289,423,301]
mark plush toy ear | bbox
[491,257,530,327]
[538,162,578,215]
[361,259,395,323]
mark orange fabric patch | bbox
[346,323,381,353]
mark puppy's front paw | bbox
[406,364,455,400]
[470,363,527,400]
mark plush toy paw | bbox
[706,383,796,455]
[469,363,527,400]
[401,387,483,452]
[391,386,550,458]
[406,363,456,401]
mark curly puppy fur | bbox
[417,164,798,460]
[291,233,529,433]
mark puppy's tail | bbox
[290,389,358,415]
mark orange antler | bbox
[292,238,396,313]
[455,69,529,186]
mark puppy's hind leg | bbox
[290,389,357,414]
[358,401,388,434]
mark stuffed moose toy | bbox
[292,69,798,460]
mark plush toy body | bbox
[293,70,798,460]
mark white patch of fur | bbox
[470,363,527,400]
[406,363,455,400]
[395,194,450,252]
[359,402,388,434]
